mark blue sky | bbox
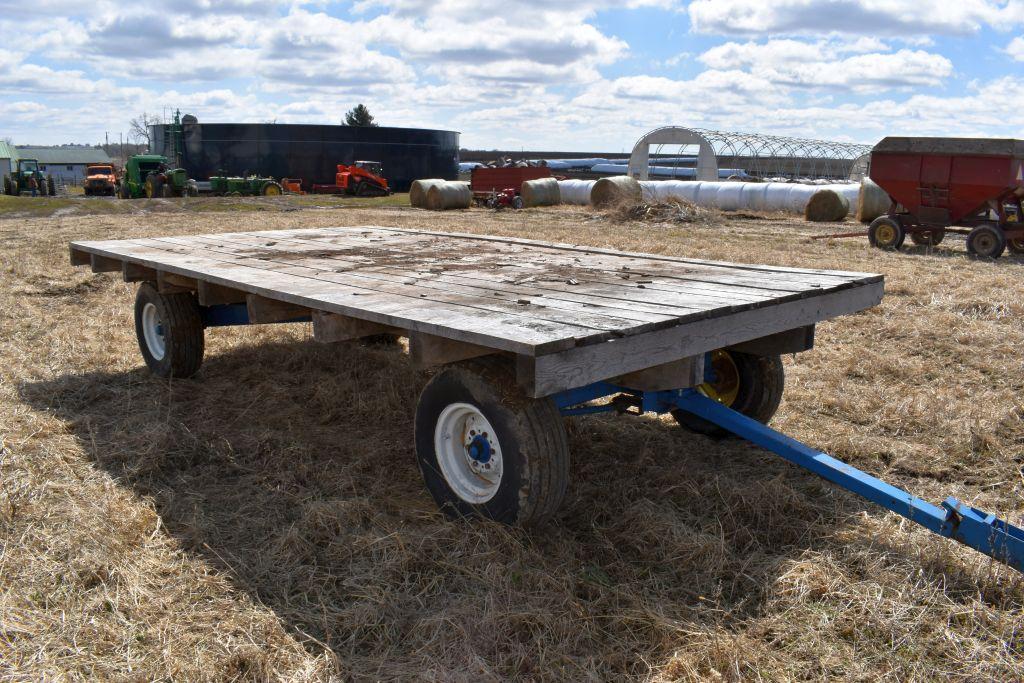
[0,0,1022,150]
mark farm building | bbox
[0,140,17,178]
[15,146,114,185]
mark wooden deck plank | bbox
[176,234,687,326]
[144,236,670,336]
[187,231,815,312]
[72,239,589,354]
[232,226,871,290]
[219,226,856,294]
[180,233,776,325]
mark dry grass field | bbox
[1,194,1023,681]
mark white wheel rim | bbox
[434,402,503,504]
[141,302,166,361]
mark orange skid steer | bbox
[311,161,390,197]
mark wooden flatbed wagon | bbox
[68,226,1024,571]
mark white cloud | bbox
[1007,36,1024,61]
[688,0,1024,36]
[699,39,953,90]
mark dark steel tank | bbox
[150,120,460,192]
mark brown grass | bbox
[2,204,1024,680]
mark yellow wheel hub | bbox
[876,224,897,245]
[697,350,740,407]
[264,184,281,196]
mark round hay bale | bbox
[804,189,850,222]
[591,175,642,208]
[410,179,445,208]
[520,177,560,207]
[557,179,595,205]
[856,177,891,223]
[424,181,471,211]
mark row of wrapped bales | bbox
[637,180,860,215]
[521,177,560,207]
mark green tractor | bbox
[3,159,55,197]
[208,174,283,197]
[118,155,197,199]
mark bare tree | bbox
[128,112,160,148]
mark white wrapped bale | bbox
[520,177,560,207]
[557,179,596,205]
[410,179,445,208]
[804,189,851,222]
[856,177,891,223]
[424,181,471,211]
[591,175,642,208]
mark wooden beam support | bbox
[122,261,157,283]
[408,332,494,368]
[728,325,815,356]
[312,311,400,343]
[69,247,91,266]
[527,283,882,397]
[157,271,196,294]
[197,280,246,306]
[614,355,704,392]
[246,293,310,323]
[90,254,121,273]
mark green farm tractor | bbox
[118,155,197,199]
[208,174,283,197]
[3,159,55,196]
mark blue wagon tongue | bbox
[669,390,1024,573]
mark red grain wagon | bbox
[866,137,1024,258]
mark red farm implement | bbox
[865,137,1024,258]
[469,167,551,208]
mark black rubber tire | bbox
[84,188,91,197]
[868,216,905,249]
[414,356,569,526]
[672,351,785,437]
[47,177,55,196]
[1007,236,1024,255]
[261,181,283,196]
[3,176,11,196]
[909,227,945,246]
[512,196,524,210]
[966,224,1006,259]
[134,283,205,379]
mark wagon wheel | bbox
[909,227,945,246]
[414,356,569,525]
[134,282,205,378]
[966,224,1006,259]
[261,181,283,196]
[672,350,785,437]
[868,216,905,250]
[1007,235,1024,255]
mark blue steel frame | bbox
[200,303,311,328]
[554,383,1024,573]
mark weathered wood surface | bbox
[70,226,883,394]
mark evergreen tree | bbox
[343,104,378,127]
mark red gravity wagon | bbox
[866,137,1024,258]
